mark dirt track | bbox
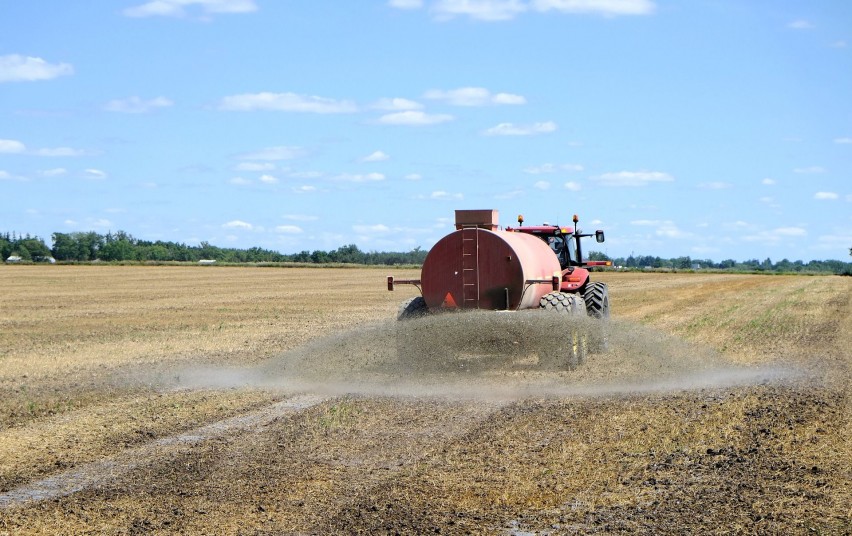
[0,267,849,534]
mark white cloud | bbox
[222,220,253,230]
[293,185,316,193]
[290,171,323,179]
[218,92,358,113]
[431,0,527,21]
[371,97,423,111]
[742,227,807,242]
[834,137,852,144]
[423,190,464,200]
[793,166,826,174]
[404,173,423,181]
[759,196,780,208]
[229,176,251,185]
[483,121,557,136]
[591,170,674,186]
[656,223,692,239]
[492,92,527,105]
[238,146,307,161]
[532,0,656,16]
[698,181,731,190]
[123,0,257,18]
[40,168,67,177]
[31,147,86,157]
[361,150,390,162]
[275,225,303,234]
[563,181,581,191]
[0,170,24,181]
[83,168,107,180]
[234,162,275,171]
[0,139,26,153]
[64,218,112,230]
[815,233,852,251]
[0,54,73,82]
[104,96,173,114]
[353,224,391,234]
[814,191,838,200]
[830,40,848,49]
[424,87,526,106]
[523,163,583,174]
[378,110,454,125]
[787,19,814,29]
[630,219,691,239]
[389,0,423,8]
[533,180,551,190]
[762,178,776,185]
[494,189,525,199]
[333,172,386,182]
[259,174,279,184]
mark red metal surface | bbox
[560,267,589,292]
[421,228,561,311]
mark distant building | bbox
[198,259,217,265]
[5,256,22,263]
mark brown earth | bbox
[0,266,849,534]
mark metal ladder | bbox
[461,227,479,307]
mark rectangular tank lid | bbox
[455,209,498,230]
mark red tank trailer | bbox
[388,209,611,366]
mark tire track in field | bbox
[0,394,328,510]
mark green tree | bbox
[19,238,52,259]
[99,238,136,261]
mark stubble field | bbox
[0,266,849,534]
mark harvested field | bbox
[0,266,849,534]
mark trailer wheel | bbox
[583,282,610,318]
[539,291,586,315]
[397,296,428,321]
[539,291,587,369]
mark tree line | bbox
[2,230,850,274]
[587,251,851,275]
[1,231,427,266]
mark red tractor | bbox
[388,209,611,366]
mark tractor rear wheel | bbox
[583,282,610,318]
[397,296,428,321]
[583,282,611,352]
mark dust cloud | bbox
[171,311,795,400]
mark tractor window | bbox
[547,236,573,270]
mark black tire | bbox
[397,296,428,321]
[539,291,587,369]
[539,291,586,315]
[583,282,610,319]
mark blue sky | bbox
[1,0,850,261]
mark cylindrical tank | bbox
[421,228,561,311]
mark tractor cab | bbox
[507,214,607,271]
[546,233,576,270]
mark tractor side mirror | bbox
[595,230,605,243]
